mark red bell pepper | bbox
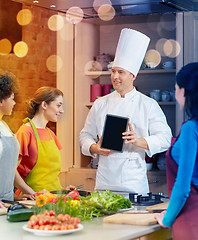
[66,190,80,200]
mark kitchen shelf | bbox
[86,101,176,108]
[85,69,176,77]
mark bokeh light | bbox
[66,7,84,24]
[155,38,168,57]
[0,39,12,55]
[98,4,115,21]
[144,49,161,68]
[48,14,64,31]
[46,55,63,72]
[17,9,33,26]
[84,60,103,78]
[13,41,28,58]
[164,39,181,58]
[93,0,112,12]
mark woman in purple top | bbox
[155,62,198,240]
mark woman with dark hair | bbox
[0,70,33,206]
[155,62,198,240]
[15,86,65,194]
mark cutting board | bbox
[18,200,36,206]
[146,201,169,211]
[103,213,158,226]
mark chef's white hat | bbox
[112,28,150,76]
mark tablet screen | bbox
[101,114,129,152]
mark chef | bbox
[79,28,172,194]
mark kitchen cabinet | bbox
[57,13,183,190]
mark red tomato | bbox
[51,225,61,231]
[61,224,68,230]
[67,224,75,230]
[33,225,40,230]
[56,214,64,221]
[39,225,45,230]
[49,210,56,217]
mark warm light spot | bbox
[144,49,161,68]
[164,39,181,58]
[98,4,115,21]
[84,60,103,78]
[155,38,168,57]
[160,14,176,31]
[17,9,32,26]
[46,55,63,72]
[13,41,28,58]
[48,15,64,31]
[66,7,84,24]
[0,39,12,55]
[93,0,112,12]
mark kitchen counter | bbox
[0,207,172,240]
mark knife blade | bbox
[123,209,166,214]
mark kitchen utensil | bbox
[146,201,169,211]
[123,209,166,214]
[161,91,170,102]
[75,184,85,190]
[103,213,158,225]
[162,61,175,69]
[150,89,160,101]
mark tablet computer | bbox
[101,114,129,152]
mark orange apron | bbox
[24,118,62,192]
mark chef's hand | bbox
[14,193,36,201]
[155,210,170,228]
[122,122,149,150]
[90,136,113,156]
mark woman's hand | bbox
[122,122,149,150]
[155,210,170,228]
[0,201,6,208]
[14,193,36,201]
[90,136,113,156]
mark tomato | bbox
[51,225,61,231]
[67,224,75,230]
[61,224,68,230]
[44,225,52,230]
[49,210,56,217]
[33,225,40,230]
[39,225,45,230]
[56,214,64,221]
[42,210,50,217]
[66,190,80,200]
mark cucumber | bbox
[7,208,34,222]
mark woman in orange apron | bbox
[155,63,198,240]
[15,87,64,194]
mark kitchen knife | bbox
[123,209,166,214]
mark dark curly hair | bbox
[0,70,17,101]
[176,62,198,120]
[27,86,64,119]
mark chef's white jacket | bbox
[79,88,172,194]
